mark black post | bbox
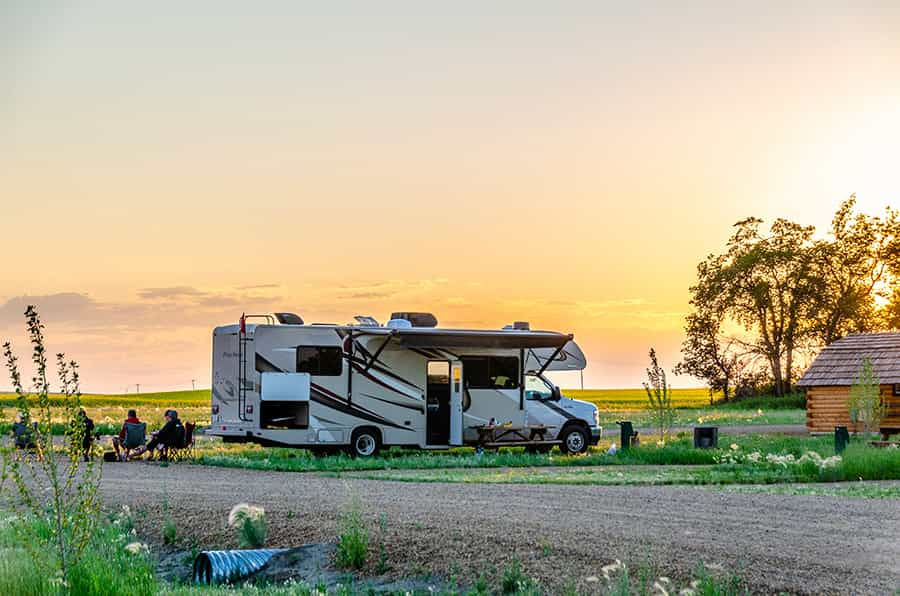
[835,426,849,454]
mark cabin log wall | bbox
[806,384,900,434]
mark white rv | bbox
[209,312,601,456]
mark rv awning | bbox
[389,328,573,350]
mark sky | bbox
[2,1,899,392]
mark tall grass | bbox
[0,512,157,596]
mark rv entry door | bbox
[449,361,463,446]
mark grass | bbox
[0,390,210,436]
[714,482,900,499]
[341,442,900,487]
[0,510,157,596]
[196,434,844,475]
[193,433,900,488]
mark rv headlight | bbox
[592,408,600,427]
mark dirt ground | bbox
[100,462,900,595]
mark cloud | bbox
[236,284,280,290]
[137,286,205,300]
[338,291,395,300]
[0,293,98,325]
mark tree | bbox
[812,196,899,344]
[676,287,757,401]
[643,348,674,442]
[690,217,821,395]
[847,356,884,436]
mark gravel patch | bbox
[100,461,900,595]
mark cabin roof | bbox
[796,332,900,387]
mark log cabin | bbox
[797,332,900,438]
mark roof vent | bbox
[386,318,413,329]
[390,312,438,328]
[503,321,530,331]
[273,313,304,325]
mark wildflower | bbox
[124,541,149,555]
[757,408,763,416]
[601,559,624,581]
[730,443,739,451]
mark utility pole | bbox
[136,383,141,394]
[580,370,584,390]
[191,379,196,391]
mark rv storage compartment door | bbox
[260,373,310,430]
[261,372,310,401]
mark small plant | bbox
[539,540,552,557]
[643,348,675,442]
[162,519,178,545]
[847,357,884,436]
[501,558,539,594]
[228,503,267,548]
[1,306,103,587]
[375,513,390,574]
[336,496,369,570]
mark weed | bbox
[228,503,267,548]
[501,558,540,594]
[539,540,552,557]
[336,496,369,570]
[162,519,178,545]
[376,513,390,574]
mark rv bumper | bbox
[590,425,602,445]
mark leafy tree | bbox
[812,196,899,344]
[675,288,763,401]
[642,348,674,441]
[690,217,821,395]
[847,356,884,436]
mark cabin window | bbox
[461,356,519,389]
[296,346,343,376]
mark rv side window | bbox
[461,356,519,389]
[296,346,343,376]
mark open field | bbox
[0,390,211,435]
[0,388,806,434]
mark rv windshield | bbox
[524,374,553,400]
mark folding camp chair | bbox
[114,421,146,461]
[168,422,196,462]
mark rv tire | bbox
[559,424,589,455]
[349,427,381,458]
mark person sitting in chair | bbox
[12,412,37,450]
[112,409,146,461]
[128,410,184,461]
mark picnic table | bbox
[472,424,561,450]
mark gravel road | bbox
[101,463,900,595]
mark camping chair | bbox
[118,421,147,460]
[167,422,196,462]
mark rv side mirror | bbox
[550,386,561,401]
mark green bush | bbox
[336,499,368,570]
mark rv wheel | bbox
[560,426,589,455]
[349,428,381,458]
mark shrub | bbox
[336,497,368,570]
[643,348,675,441]
[1,306,103,587]
[228,503,267,548]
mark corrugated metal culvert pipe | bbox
[193,549,289,584]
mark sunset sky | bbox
[2,2,899,392]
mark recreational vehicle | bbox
[209,312,601,456]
